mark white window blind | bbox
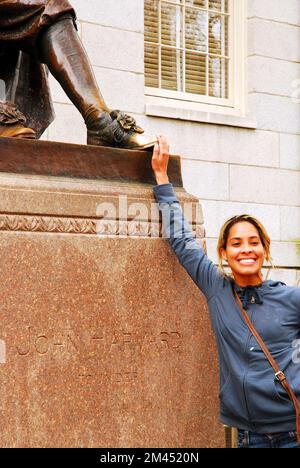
[145,0,230,101]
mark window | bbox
[144,0,250,127]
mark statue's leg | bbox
[39,17,156,150]
[0,48,36,139]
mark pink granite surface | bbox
[0,142,224,447]
[0,233,223,447]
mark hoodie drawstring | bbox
[234,284,264,310]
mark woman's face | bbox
[220,221,266,286]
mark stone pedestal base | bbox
[0,138,224,448]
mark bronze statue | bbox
[0,0,156,149]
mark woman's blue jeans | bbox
[238,429,300,449]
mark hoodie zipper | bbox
[242,308,255,426]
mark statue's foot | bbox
[0,124,36,139]
[0,102,36,140]
[87,110,157,150]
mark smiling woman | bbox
[217,214,273,287]
[151,135,300,449]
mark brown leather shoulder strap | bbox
[234,290,300,444]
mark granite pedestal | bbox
[0,138,224,448]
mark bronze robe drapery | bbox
[0,0,76,137]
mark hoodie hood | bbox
[232,279,286,310]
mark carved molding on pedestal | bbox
[0,213,205,240]
[0,139,205,239]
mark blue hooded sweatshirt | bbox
[153,183,300,433]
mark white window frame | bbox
[144,0,255,128]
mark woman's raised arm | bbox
[152,135,223,300]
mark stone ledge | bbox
[0,138,204,232]
[0,137,182,187]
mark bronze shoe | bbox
[0,102,36,140]
[87,110,157,150]
[0,124,36,139]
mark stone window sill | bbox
[145,98,257,130]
